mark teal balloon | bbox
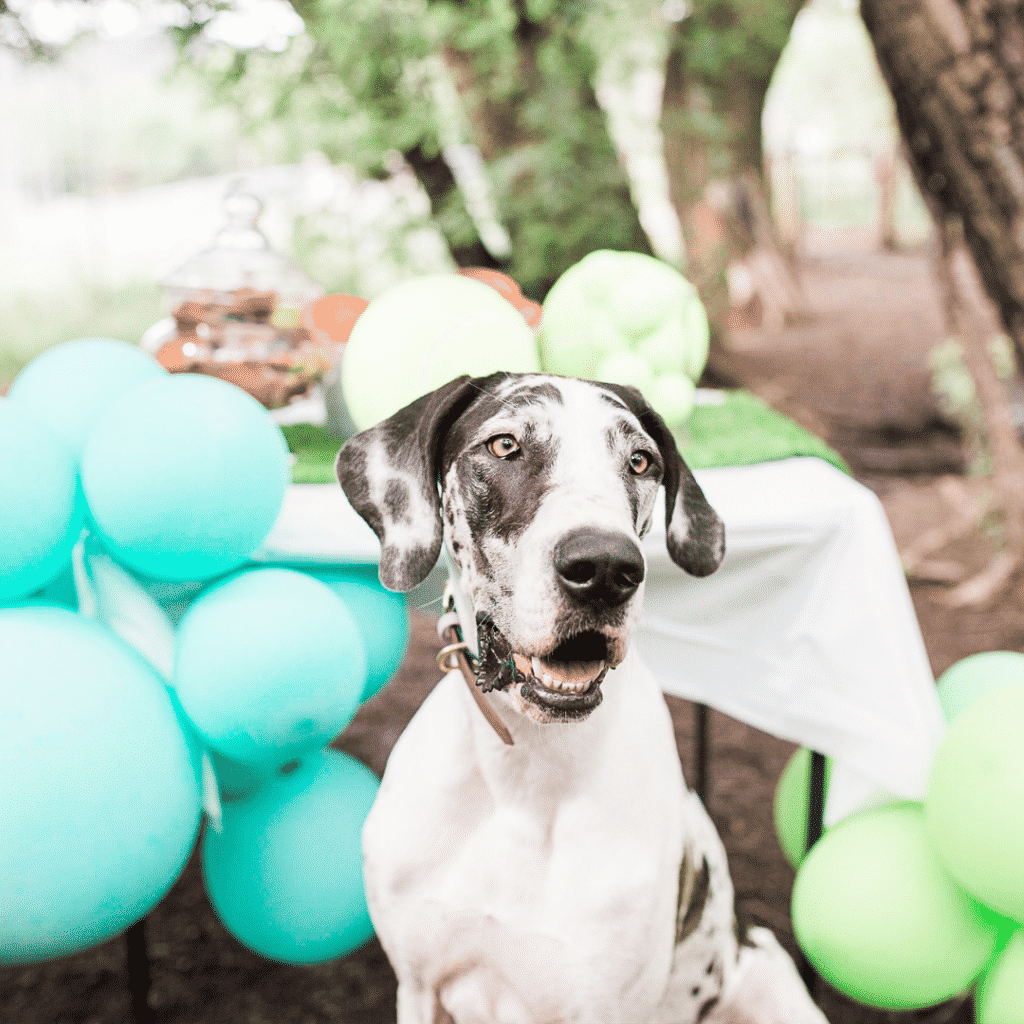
[81,374,290,582]
[7,337,166,458]
[0,605,201,965]
[976,928,1024,1024]
[925,685,1024,922]
[792,802,1000,1009]
[773,747,833,869]
[174,568,368,769]
[31,558,79,610]
[935,651,1024,723]
[201,748,379,964]
[0,400,84,604]
[299,565,409,701]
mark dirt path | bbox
[5,246,1018,1024]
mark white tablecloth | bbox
[256,458,946,826]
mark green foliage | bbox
[0,280,163,389]
[667,0,804,171]
[929,334,1019,475]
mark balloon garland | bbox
[783,652,1024,1012]
[0,339,407,967]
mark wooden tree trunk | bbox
[860,0,1024,365]
[861,0,1024,605]
[660,20,810,335]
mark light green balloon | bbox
[637,320,688,375]
[792,802,1000,1010]
[976,928,1024,1024]
[341,274,540,430]
[648,373,695,429]
[925,686,1024,922]
[540,250,709,385]
[596,349,655,394]
[773,747,833,869]
[935,651,1024,723]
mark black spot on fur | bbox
[501,381,563,409]
[676,855,711,945]
[383,479,411,524]
[447,416,557,545]
[475,616,517,691]
[696,995,720,1022]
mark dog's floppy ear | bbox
[336,375,483,591]
[601,383,725,577]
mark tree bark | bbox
[861,0,1024,605]
[860,0,1024,365]
[660,3,809,334]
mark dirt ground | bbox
[5,241,1022,1024]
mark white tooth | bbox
[532,656,543,679]
[543,672,553,687]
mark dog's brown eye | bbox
[488,435,520,459]
[629,450,652,475]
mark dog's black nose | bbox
[554,529,645,607]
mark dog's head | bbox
[337,372,724,723]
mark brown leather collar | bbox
[436,603,514,746]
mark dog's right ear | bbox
[335,376,483,592]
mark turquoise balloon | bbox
[81,374,290,582]
[201,748,379,964]
[174,568,368,769]
[8,337,166,458]
[0,605,202,965]
[298,565,409,701]
[925,685,1024,922]
[792,802,1000,1009]
[976,928,1024,1024]
[935,651,1024,723]
[0,400,84,604]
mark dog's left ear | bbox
[602,383,725,577]
[335,375,484,591]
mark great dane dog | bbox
[336,372,828,1024]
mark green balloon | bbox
[976,928,1024,1024]
[773,747,833,869]
[935,651,1024,723]
[792,802,1000,1010]
[540,250,709,387]
[925,685,1024,922]
[201,748,379,965]
[341,274,540,431]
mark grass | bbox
[0,279,164,390]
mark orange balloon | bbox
[457,268,540,330]
[302,294,370,344]
[457,267,522,304]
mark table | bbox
[256,457,947,829]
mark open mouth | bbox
[510,630,612,717]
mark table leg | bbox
[124,917,154,1024]
[693,703,709,804]
[797,750,827,996]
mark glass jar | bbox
[153,182,332,410]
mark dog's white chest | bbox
[362,663,688,1023]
